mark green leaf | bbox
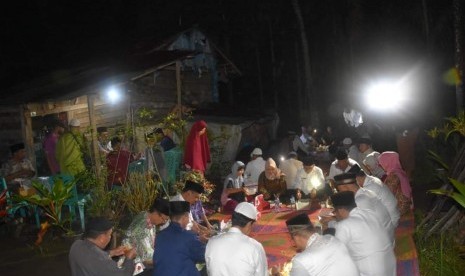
[427,150,450,171]
[449,178,465,197]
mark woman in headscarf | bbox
[221,161,246,212]
[378,151,412,215]
[183,120,211,174]
[257,158,287,202]
[363,151,387,181]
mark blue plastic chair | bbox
[0,177,40,228]
[48,174,87,231]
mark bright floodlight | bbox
[365,81,406,111]
[107,87,121,103]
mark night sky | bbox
[0,0,459,132]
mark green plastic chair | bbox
[48,175,87,231]
[0,177,40,228]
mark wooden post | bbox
[20,104,36,170]
[176,60,182,119]
[87,94,101,178]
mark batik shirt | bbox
[124,212,156,264]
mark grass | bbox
[414,214,465,276]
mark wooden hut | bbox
[0,27,241,174]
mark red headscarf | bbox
[183,120,211,173]
[378,151,412,198]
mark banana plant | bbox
[429,178,465,208]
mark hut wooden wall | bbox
[0,106,22,163]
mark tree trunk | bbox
[454,0,464,114]
[268,18,278,109]
[292,0,318,126]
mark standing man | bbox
[1,143,36,193]
[326,191,396,276]
[106,137,135,189]
[56,118,86,176]
[206,202,267,276]
[244,148,266,185]
[69,217,137,276]
[285,213,358,276]
[43,119,65,175]
[153,201,206,276]
[154,128,176,152]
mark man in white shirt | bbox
[285,213,359,276]
[279,152,303,190]
[245,148,266,184]
[327,150,359,187]
[293,156,325,200]
[206,202,268,276]
[355,169,399,228]
[333,173,394,243]
[327,191,396,276]
[356,137,374,171]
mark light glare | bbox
[365,81,406,111]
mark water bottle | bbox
[274,196,280,212]
[290,195,296,210]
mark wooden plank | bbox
[20,104,36,170]
[176,60,182,118]
[87,94,101,178]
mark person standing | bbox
[97,127,112,156]
[183,120,210,174]
[153,201,206,276]
[43,119,65,175]
[285,213,359,276]
[55,118,86,176]
[206,202,267,276]
[69,217,136,276]
[107,137,135,189]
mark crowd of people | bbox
[0,118,414,276]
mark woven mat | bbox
[209,207,420,275]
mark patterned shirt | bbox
[124,212,156,263]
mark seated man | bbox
[69,217,137,276]
[333,173,394,242]
[153,128,176,152]
[279,151,303,190]
[153,201,206,276]
[107,137,135,189]
[123,198,171,275]
[206,202,267,275]
[257,158,288,203]
[324,191,396,276]
[1,143,35,194]
[170,180,209,235]
[327,149,359,189]
[285,213,358,276]
[293,156,326,201]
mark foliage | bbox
[427,112,465,152]
[120,172,161,215]
[429,178,465,208]
[206,125,232,182]
[415,226,465,276]
[16,179,73,231]
[174,170,215,202]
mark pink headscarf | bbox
[378,151,412,198]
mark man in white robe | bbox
[245,148,266,185]
[279,151,303,190]
[334,173,394,242]
[293,156,325,200]
[326,191,396,276]
[327,150,359,187]
[285,213,358,276]
[206,202,267,276]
